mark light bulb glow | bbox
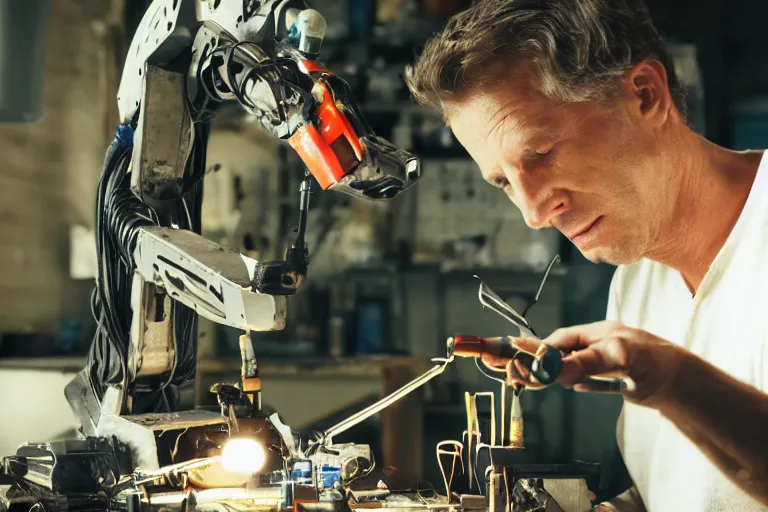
[220,438,266,474]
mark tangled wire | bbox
[85,119,210,414]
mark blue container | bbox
[315,465,342,488]
[290,461,313,484]
[355,299,389,354]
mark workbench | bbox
[0,355,432,478]
[196,356,433,477]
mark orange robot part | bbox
[289,60,364,190]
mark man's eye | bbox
[531,142,561,159]
[491,176,509,189]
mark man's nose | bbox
[513,174,567,229]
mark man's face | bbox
[446,65,673,265]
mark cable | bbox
[474,358,507,385]
[415,480,437,504]
[84,119,211,413]
[88,139,153,398]
[221,41,311,126]
[345,457,376,486]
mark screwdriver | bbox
[446,334,625,393]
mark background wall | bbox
[0,366,79,456]
[0,0,123,335]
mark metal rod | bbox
[239,333,258,379]
[500,383,507,447]
[133,456,222,485]
[321,357,453,444]
[294,174,312,250]
[524,254,561,317]
[535,255,560,304]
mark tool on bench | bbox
[447,334,625,393]
[446,256,626,393]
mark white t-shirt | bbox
[606,151,768,512]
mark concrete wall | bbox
[0,0,123,334]
[0,368,79,455]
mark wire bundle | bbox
[85,121,210,414]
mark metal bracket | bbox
[133,226,287,331]
[130,65,195,203]
[129,275,176,380]
[117,0,196,122]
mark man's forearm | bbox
[658,351,768,505]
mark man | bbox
[405,0,768,510]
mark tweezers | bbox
[475,261,625,394]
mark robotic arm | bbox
[122,0,419,199]
[67,0,421,432]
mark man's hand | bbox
[479,337,555,390]
[531,321,691,407]
[488,321,768,506]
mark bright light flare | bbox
[220,438,266,474]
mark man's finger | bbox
[506,359,546,389]
[481,353,507,368]
[543,321,619,352]
[573,378,626,394]
[513,359,531,381]
[511,337,547,354]
[507,359,546,388]
[479,357,510,383]
[557,337,631,386]
[480,337,547,367]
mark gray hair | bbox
[405,0,687,118]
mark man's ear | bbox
[624,58,674,124]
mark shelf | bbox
[197,355,434,378]
[0,357,85,372]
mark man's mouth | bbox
[569,217,603,243]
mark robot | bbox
[1,1,424,511]
[62,0,420,426]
